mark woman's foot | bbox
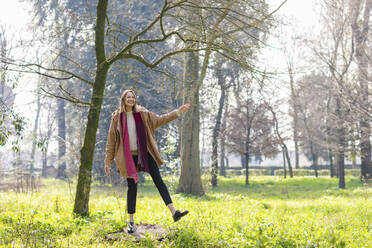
[127,222,135,234]
[173,210,189,222]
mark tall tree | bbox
[227,87,277,185]
[177,0,275,193]
[351,0,372,180]
[314,0,356,188]
[211,57,230,186]
[267,103,293,178]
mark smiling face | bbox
[124,91,136,111]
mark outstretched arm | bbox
[177,104,190,114]
[150,104,191,129]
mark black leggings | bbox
[127,153,172,214]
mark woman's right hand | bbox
[104,164,110,175]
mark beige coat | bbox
[104,105,178,178]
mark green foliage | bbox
[0,105,26,152]
[0,177,370,247]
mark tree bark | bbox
[329,150,334,177]
[284,145,293,177]
[219,96,229,177]
[73,0,109,216]
[176,49,204,195]
[352,0,372,180]
[335,96,345,188]
[245,128,250,185]
[309,140,318,177]
[325,95,335,177]
[282,148,287,178]
[73,63,109,215]
[57,98,67,179]
[289,66,300,169]
[270,105,293,177]
[211,67,226,186]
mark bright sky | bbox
[0,0,30,32]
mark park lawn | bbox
[0,175,370,247]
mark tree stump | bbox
[104,223,174,242]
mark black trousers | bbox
[127,153,172,214]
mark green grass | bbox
[0,175,371,247]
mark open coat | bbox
[104,105,178,178]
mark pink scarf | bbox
[121,113,139,183]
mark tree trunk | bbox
[282,148,287,178]
[360,119,372,180]
[245,152,249,185]
[245,129,250,185]
[57,98,67,179]
[220,95,228,177]
[41,105,52,178]
[329,149,334,178]
[310,141,318,177]
[73,64,109,215]
[294,131,299,169]
[30,82,41,173]
[176,49,204,194]
[73,0,109,216]
[220,150,226,177]
[42,151,47,177]
[325,96,335,177]
[211,70,226,186]
[270,105,292,177]
[200,117,205,168]
[335,97,345,188]
[353,0,372,180]
[289,67,300,169]
[284,145,293,177]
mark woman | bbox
[104,89,190,234]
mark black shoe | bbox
[173,210,189,222]
[127,222,135,234]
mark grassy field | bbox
[0,175,371,247]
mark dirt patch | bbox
[104,223,175,242]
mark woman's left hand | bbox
[178,104,190,114]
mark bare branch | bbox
[40,86,91,107]
[1,59,94,86]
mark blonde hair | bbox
[119,89,137,113]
